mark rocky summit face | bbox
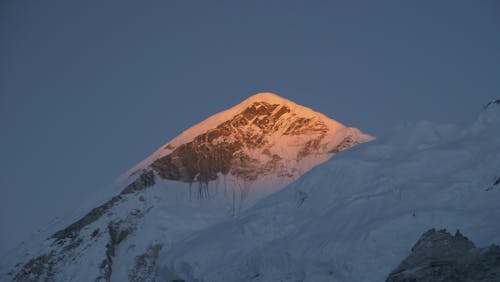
[152,101,304,182]
[387,229,500,282]
[150,100,356,183]
[131,92,372,186]
[1,92,372,282]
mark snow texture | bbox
[156,102,500,282]
[0,93,371,282]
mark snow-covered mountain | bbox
[126,93,372,198]
[0,93,372,281]
[156,100,500,282]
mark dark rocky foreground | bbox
[387,229,500,282]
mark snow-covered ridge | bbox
[1,92,372,282]
[156,101,500,282]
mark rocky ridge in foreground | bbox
[387,229,500,282]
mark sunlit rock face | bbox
[134,92,373,189]
[151,100,358,183]
[1,92,372,282]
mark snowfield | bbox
[2,95,498,282]
[0,93,372,282]
[156,102,500,282]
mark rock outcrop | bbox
[387,229,500,282]
[150,101,351,183]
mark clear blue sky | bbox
[1,1,499,255]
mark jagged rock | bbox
[387,229,500,282]
[13,252,56,282]
[50,171,155,243]
[129,244,163,282]
[50,195,122,242]
[150,101,337,183]
[121,170,156,194]
[328,135,360,154]
[484,99,500,109]
[97,210,143,282]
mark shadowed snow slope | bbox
[0,93,371,282]
[157,102,500,282]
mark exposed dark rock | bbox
[163,143,175,150]
[97,210,143,282]
[284,117,312,135]
[108,221,133,247]
[63,237,83,252]
[91,228,100,238]
[14,171,153,281]
[13,252,56,282]
[484,99,500,109]
[297,138,323,160]
[51,195,122,242]
[151,130,240,183]
[387,228,500,282]
[128,243,163,282]
[250,273,262,280]
[272,105,291,121]
[151,102,333,184]
[120,170,156,195]
[328,135,359,154]
[494,176,500,186]
[295,190,308,207]
[50,171,154,243]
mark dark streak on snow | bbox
[494,176,500,186]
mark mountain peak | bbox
[127,93,372,179]
[237,92,319,119]
[241,92,297,106]
[2,92,373,282]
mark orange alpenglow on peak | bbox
[8,92,374,282]
[242,92,295,104]
[126,92,374,187]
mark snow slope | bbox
[157,101,500,282]
[0,93,372,282]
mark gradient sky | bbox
[0,1,499,255]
